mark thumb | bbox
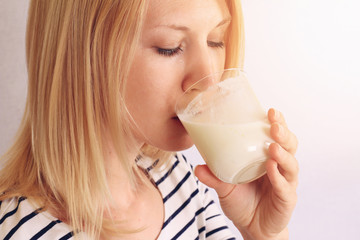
[194,164,236,198]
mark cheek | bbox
[129,50,185,114]
[126,47,195,150]
[126,49,178,108]
[126,58,184,141]
[216,49,226,69]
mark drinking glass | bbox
[176,68,273,184]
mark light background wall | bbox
[1,1,359,239]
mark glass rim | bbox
[175,68,248,114]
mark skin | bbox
[125,0,230,151]
[109,0,299,239]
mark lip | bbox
[172,116,183,125]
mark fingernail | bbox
[274,109,279,119]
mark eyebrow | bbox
[155,16,232,31]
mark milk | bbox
[176,71,272,184]
[181,119,272,184]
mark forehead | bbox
[145,0,230,28]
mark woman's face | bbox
[126,0,231,151]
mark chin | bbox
[143,117,195,152]
[159,134,194,152]
[156,117,194,151]
[149,127,194,152]
[172,139,194,152]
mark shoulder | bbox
[0,196,76,239]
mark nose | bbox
[181,46,222,92]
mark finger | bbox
[270,122,298,155]
[194,165,236,198]
[266,159,298,206]
[266,158,287,191]
[268,143,299,183]
[268,108,287,127]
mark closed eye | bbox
[157,46,183,57]
[207,41,225,48]
[156,41,223,57]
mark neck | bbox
[102,136,147,211]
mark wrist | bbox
[238,227,289,240]
[237,226,254,240]
[272,228,289,240]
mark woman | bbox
[0,0,298,239]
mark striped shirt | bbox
[0,153,237,239]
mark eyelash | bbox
[207,41,225,49]
[157,46,183,57]
[157,41,225,57]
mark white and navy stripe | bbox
[139,153,237,239]
[0,154,237,239]
[0,197,76,239]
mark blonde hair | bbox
[0,0,244,238]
